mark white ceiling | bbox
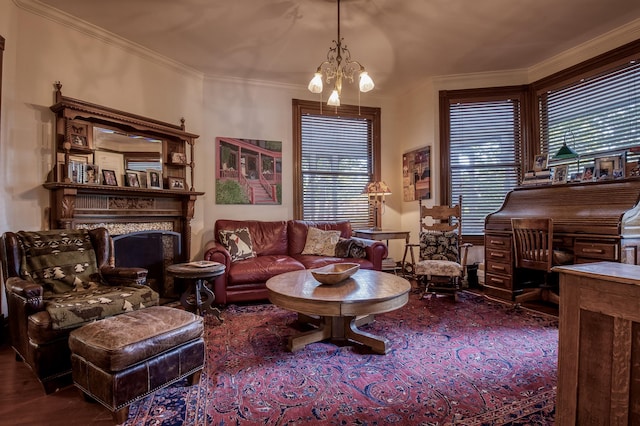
[35,0,640,97]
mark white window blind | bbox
[449,100,522,236]
[541,59,640,174]
[300,114,372,229]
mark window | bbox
[440,88,525,243]
[538,54,640,176]
[292,100,381,229]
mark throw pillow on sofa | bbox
[335,238,367,259]
[301,227,340,256]
[219,227,256,262]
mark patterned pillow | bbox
[301,227,341,256]
[335,238,368,259]
[419,231,459,262]
[17,229,103,295]
[219,227,256,262]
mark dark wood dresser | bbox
[483,179,640,301]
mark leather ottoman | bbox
[68,306,205,423]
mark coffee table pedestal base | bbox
[290,314,390,354]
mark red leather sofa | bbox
[203,219,388,305]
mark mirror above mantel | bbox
[45,82,203,259]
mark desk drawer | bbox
[485,234,512,250]
[574,241,617,261]
[486,247,512,264]
[486,259,513,276]
[485,272,513,291]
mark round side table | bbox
[166,262,226,321]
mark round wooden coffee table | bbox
[266,269,411,354]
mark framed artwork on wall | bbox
[402,146,431,201]
[215,137,282,204]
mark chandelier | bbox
[307,0,374,107]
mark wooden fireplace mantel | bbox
[45,83,204,259]
[44,182,204,259]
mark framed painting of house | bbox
[215,137,282,205]
[402,146,431,201]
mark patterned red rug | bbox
[126,292,557,425]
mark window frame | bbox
[439,86,532,245]
[292,99,382,224]
[439,40,640,244]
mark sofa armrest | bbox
[5,276,44,311]
[351,237,388,271]
[101,266,148,286]
[203,241,232,305]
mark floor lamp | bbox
[362,181,391,231]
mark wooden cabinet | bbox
[554,262,640,425]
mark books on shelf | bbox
[68,161,100,184]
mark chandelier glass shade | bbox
[308,0,374,107]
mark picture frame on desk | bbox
[533,154,548,172]
[170,152,187,165]
[581,166,595,182]
[552,165,568,185]
[595,154,624,180]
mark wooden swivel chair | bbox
[511,217,572,306]
[414,196,471,301]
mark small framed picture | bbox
[553,165,568,185]
[168,176,186,190]
[102,169,118,186]
[582,166,595,182]
[533,154,548,172]
[170,152,187,165]
[85,164,99,184]
[595,154,624,181]
[125,170,141,187]
[68,120,92,149]
[146,169,163,189]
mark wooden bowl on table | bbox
[310,263,360,285]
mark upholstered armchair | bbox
[1,227,159,393]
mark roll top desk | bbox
[484,179,640,301]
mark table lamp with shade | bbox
[362,181,391,231]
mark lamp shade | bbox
[553,143,579,160]
[327,89,341,106]
[308,72,323,94]
[362,181,392,195]
[359,71,375,93]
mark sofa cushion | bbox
[216,220,288,256]
[301,227,341,256]
[219,227,256,262]
[419,231,459,262]
[289,220,353,255]
[227,255,305,285]
[17,229,103,294]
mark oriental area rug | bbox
[124,292,557,425]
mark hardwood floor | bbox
[0,342,115,426]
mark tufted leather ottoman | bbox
[69,306,205,423]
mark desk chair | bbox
[511,217,572,306]
[414,196,471,301]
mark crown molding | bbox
[527,18,640,82]
[14,0,203,79]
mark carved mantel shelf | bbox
[44,182,204,259]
